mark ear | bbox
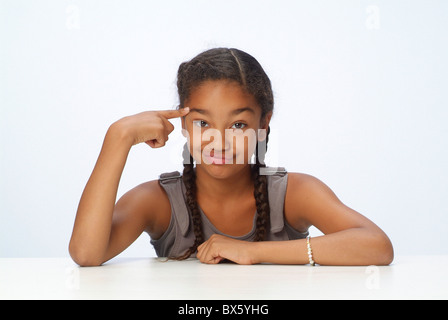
[258,111,272,141]
[260,111,272,129]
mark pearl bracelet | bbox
[306,236,316,266]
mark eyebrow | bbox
[189,107,255,116]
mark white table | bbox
[1,256,447,300]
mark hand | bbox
[110,108,190,148]
[197,234,258,265]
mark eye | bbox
[193,120,209,128]
[231,122,247,129]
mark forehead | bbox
[185,80,260,116]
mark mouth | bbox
[204,150,234,165]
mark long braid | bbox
[173,143,204,260]
[252,127,271,241]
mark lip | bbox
[204,153,234,165]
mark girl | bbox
[69,48,393,266]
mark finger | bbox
[145,132,169,148]
[207,256,224,264]
[204,250,224,264]
[159,116,175,134]
[197,241,207,261]
[197,241,213,263]
[197,241,206,252]
[197,240,223,264]
[145,139,164,148]
[145,140,155,148]
[157,107,189,120]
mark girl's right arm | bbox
[68,108,189,266]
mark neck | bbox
[195,165,253,201]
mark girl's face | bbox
[182,80,271,179]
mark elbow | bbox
[371,232,394,266]
[68,241,104,267]
[381,241,394,266]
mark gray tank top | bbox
[150,167,309,258]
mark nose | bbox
[223,130,233,152]
[211,129,232,152]
[201,128,232,154]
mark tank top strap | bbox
[158,171,190,237]
[265,167,288,234]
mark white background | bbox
[1,0,447,258]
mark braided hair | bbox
[175,48,274,260]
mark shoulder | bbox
[285,172,338,200]
[119,179,170,207]
[284,172,341,229]
[115,179,171,239]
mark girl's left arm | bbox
[197,173,394,266]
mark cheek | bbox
[230,130,258,164]
[235,129,258,149]
[186,126,222,163]
[183,125,202,159]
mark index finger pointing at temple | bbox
[157,107,190,119]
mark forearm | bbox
[69,125,132,265]
[253,228,394,266]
